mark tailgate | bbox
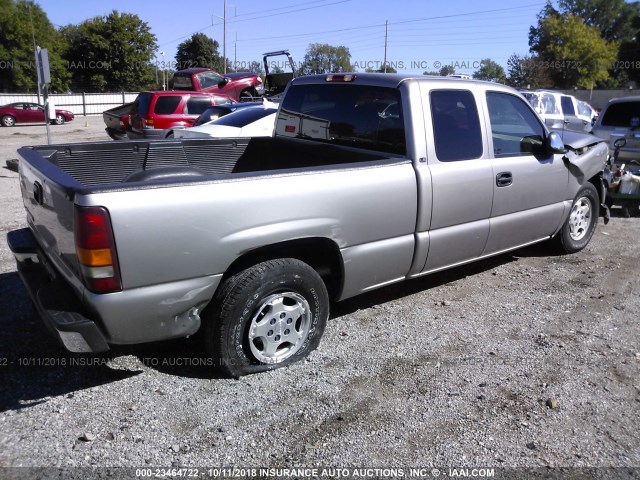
[103,103,133,130]
[17,148,83,286]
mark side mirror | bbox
[217,77,229,88]
[546,131,567,154]
[613,137,627,149]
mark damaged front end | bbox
[553,129,611,223]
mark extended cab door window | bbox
[486,92,545,157]
[420,88,492,274]
[430,90,483,161]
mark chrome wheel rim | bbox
[569,196,592,241]
[248,292,311,364]
[4,117,15,126]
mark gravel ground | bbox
[0,119,639,478]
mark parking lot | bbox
[0,119,639,473]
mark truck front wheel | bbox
[239,88,256,101]
[554,182,598,254]
[204,258,329,377]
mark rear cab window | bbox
[276,83,406,156]
[172,74,195,90]
[561,95,576,116]
[135,93,152,115]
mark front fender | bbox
[562,141,608,184]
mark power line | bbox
[235,3,540,44]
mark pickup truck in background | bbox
[9,74,608,377]
[172,68,264,101]
[103,102,135,140]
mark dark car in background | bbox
[0,102,75,126]
[166,101,267,137]
[126,91,233,139]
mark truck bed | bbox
[19,136,395,190]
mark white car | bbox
[174,101,278,139]
[521,90,592,132]
[576,100,598,126]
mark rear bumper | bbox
[7,228,110,353]
[126,128,167,140]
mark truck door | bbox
[418,86,494,273]
[482,91,567,255]
[560,95,584,132]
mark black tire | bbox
[53,114,65,125]
[203,258,329,377]
[239,88,256,102]
[554,182,599,254]
[2,115,16,127]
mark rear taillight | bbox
[145,118,154,127]
[74,206,122,293]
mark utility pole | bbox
[223,0,227,74]
[29,5,42,104]
[383,21,388,73]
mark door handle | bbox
[496,172,512,187]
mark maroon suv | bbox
[127,91,233,139]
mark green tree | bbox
[0,0,70,93]
[506,53,553,89]
[365,64,397,73]
[530,0,638,86]
[557,0,639,43]
[176,33,225,71]
[532,15,618,88]
[240,60,264,76]
[618,15,640,85]
[439,65,455,77]
[62,10,157,92]
[299,43,352,75]
[472,58,506,83]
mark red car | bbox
[0,102,75,126]
[127,90,233,139]
[172,68,264,101]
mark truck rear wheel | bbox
[554,182,598,254]
[204,258,329,377]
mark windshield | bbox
[212,108,276,127]
[601,101,640,127]
[276,83,405,155]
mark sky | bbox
[33,0,548,75]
